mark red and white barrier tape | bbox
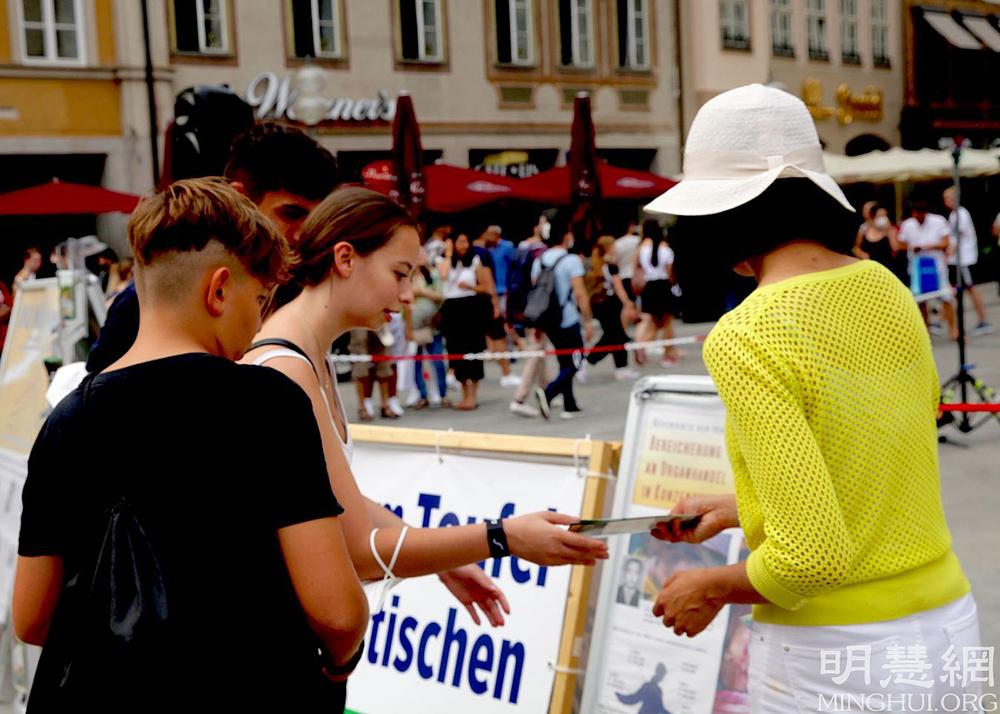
[329,335,707,364]
[939,403,1000,413]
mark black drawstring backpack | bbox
[28,374,171,711]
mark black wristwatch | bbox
[324,640,365,679]
[485,519,511,559]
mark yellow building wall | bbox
[0,0,11,63]
[0,79,122,135]
[96,0,116,66]
[0,0,115,64]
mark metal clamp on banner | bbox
[548,662,586,677]
[434,428,454,464]
[572,436,589,478]
[571,435,614,480]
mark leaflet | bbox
[569,514,700,537]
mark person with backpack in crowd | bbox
[526,212,592,419]
[14,179,369,712]
[507,215,552,417]
[579,235,639,382]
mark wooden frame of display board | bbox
[349,424,620,714]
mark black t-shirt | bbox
[474,246,496,278]
[85,283,139,374]
[19,354,345,711]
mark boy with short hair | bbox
[86,122,339,373]
[14,178,367,711]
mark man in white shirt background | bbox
[898,200,958,340]
[614,221,641,301]
[943,188,992,336]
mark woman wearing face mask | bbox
[243,188,608,702]
[853,203,902,272]
[436,232,491,411]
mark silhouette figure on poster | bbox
[614,662,674,714]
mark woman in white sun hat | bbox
[648,84,980,712]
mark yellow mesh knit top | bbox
[703,260,969,626]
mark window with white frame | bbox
[558,0,594,68]
[616,0,649,69]
[720,0,751,50]
[841,0,859,62]
[871,0,890,66]
[19,0,84,64]
[495,0,533,65]
[807,0,828,59]
[172,0,229,54]
[771,0,793,56]
[398,0,443,62]
[290,0,343,58]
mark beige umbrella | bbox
[823,147,1000,184]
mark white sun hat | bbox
[645,83,854,216]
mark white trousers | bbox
[749,594,988,713]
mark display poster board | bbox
[346,426,617,714]
[0,279,60,458]
[581,376,752,714]
[0,280,61,712]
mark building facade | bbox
[678,0,905,154]
[3,1,685,188]
[900,0,1000,149]
[0,0,686,255]
[0,0,156,267]
[149,0,683,182]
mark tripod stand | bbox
[936,141,1000,437]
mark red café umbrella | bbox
[567,92,602,246]
[423,165,519,212]
[362,160,519,213]
[511,162,675,204]
[510,93,675,221]
[0,178,141,215]
[391,91,426,219]
[598,162,676,199]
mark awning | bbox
[963,16,1000,52]
[922,11,984,50]
[360,160,520,213]
[511,162,675,205]
[822,147,1000,184]
[0,178,140,215]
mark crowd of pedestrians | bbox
[347,213,685,420]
